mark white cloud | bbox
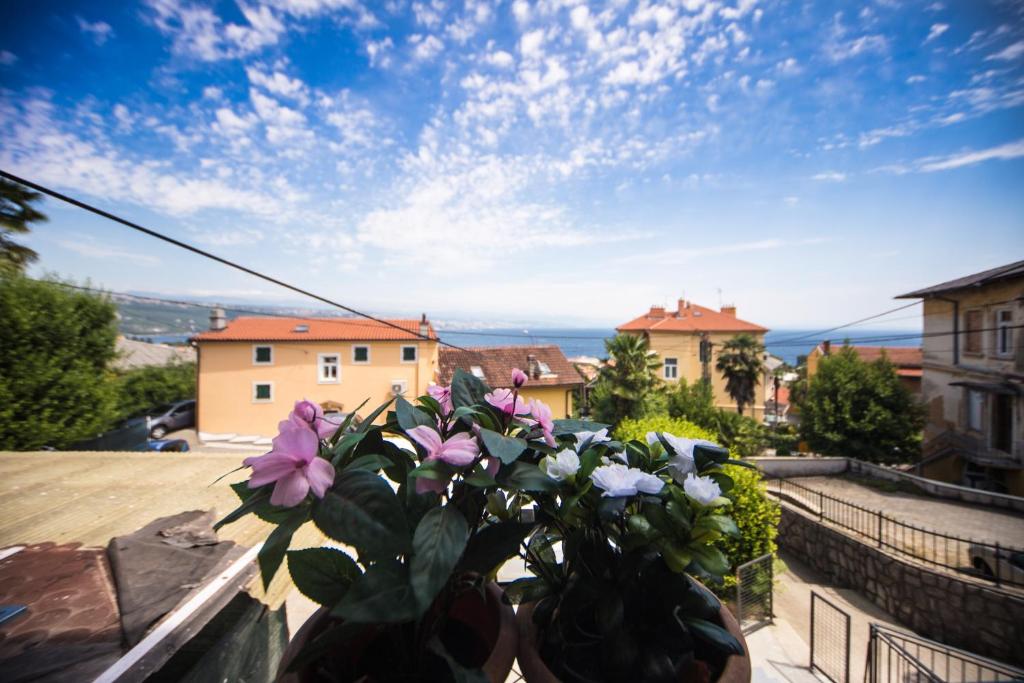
[986,40,1024,62]
[202,86,223,99]
[783,196,799,206]
[519,29,545,60]
[923,23,948,44]
[858,125,911,148]
[511,0,530,24]
[146,0,285,61]
[366,37,394,67]
[776,57,800,75]
[246,66,309,103]
[56,238,160,265]
[409,34,444,61]
[485,50,515,69]
[917,138,1024,172]
[0,51,16,66]
[906,75,926,84]
[812,171,846,182]
[77,17,115,45]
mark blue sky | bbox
[1,0,1022,329]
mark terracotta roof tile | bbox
[438,345,585,387]
[617,301,768,334]
[846,346,923,369]
[193,317,436,342]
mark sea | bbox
[134,328,922,367]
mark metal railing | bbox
[810,591,851,683]
[772,478,1024,588]
[867,624,1024,683]
[735,552,773,633]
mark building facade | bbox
[193,312,438,440]
[437,345,583,419]
[896,261,1024,495]
[617,299,769,419]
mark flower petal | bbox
[415,473,450,495]
[305,457,335,498]
[246,452,300,488]
[407,425,442,455]
[271,471,310,507]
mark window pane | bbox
[255,346,272,363]
[256,384,271,400]
[965,311,982,353]
[403,347,417,361]
[354,347,369,362]
[968,390,983,431]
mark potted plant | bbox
[217,368,563,682]
[507,426,753,682]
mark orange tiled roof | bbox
[438,345,584,388]
[192,316,436,342]
[617,301,768,334]
[846,346,922,374]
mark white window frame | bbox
[317,353,341,384]
[401,345,418,363]
[252,381,274,403]
[967,389,984,432]
[995,309,1013,357]
[664,357,678,380]
[252,344,274,365]
[352,345,371,364]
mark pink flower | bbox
[292,399,339,440]
[511,368,528,388]
[407,426,483,495]
[244,417,335,507]
[484,388,529,416]
[527,398,556,447]
[427,384,453,415]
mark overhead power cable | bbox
[1,170,471,351]
[767,301,922,346]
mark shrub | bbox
[616,415,779,585]
[113,361,196,421]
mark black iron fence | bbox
[772,478,1024,589]
[867,623,1024,683]
[810,591,851,683]
[735,552,773,633]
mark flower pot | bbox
[277,582,517,683]
[516,599,751,683]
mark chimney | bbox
[527,353,541,379]
[649,305,666,318]
[419,313,429,338]
[721,305,736,317]
[822,340,831,356]
[209,307,226,331]
[677,298,689,315]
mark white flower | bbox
[574,428,611,449]
[683,473,722,505]
[543,449,581,481]
[591,463,664,497]
[648,432,720,483]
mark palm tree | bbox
[715,333,765,416]
[592,333,661,424]
[1,179,46,275]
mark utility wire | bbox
[767,300,921,345]
[1,170,471,351]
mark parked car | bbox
[135,439,191,453]
[145,400,196,439]
[968,543,1024,584]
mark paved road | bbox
[793,476,1024,547]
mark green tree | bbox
[590,333,661,425]
[0,276,120,449]
[715,333,765,416]
[666,377,718,426]
[0,179,45,275]
[799,345,924,463]
[113,361,196,421]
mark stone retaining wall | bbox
[778,504,1024,667]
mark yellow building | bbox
[193,311,439,441]
[617,300,769,419]
[896,261,1024,495]
[437,345,583,419]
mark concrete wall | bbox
[747,456,1024,513]
[777,504,1024,667]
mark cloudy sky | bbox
[1,0,1022,328]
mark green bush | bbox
[113,361,196,421]
[615,416,779,587]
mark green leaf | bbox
[417,395,443,416]
[410,507,469,613]
[577,448,603,481]
[217,485,291,529]
[396,396,435,431]
[257,510,306,590]
[312,470,411,561]
[330,432,366,466]
[689,545,730,576]
[409,458,454,481]
[287,547,361,607]
[347,453,389,472]
[479,428,527,465]
[452,405,480,420]
[552,419,610,436]
[681,616,744,656]
[451,368,490,409]
[724,458,756,469]
[502,461,559,492]
[694,514,740,538]
[464,465,498,488]
[333,559,418,623]
[356,397,395,433]
[328,398,368,445]
[459,521,532,575]
[502,576,551,604]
